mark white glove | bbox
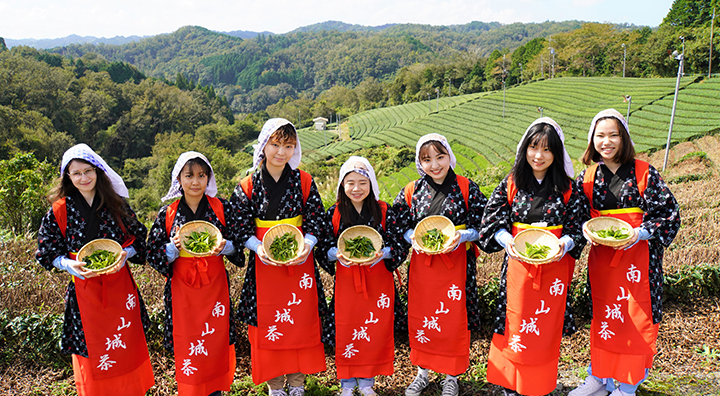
[494,229,513,249]
[52,256,86,279]
[165,242,179,263]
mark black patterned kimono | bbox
[35,191,149,357]
[576,160,680,324]
[478,177,586,336]
[146,195,244,352]
[315,202,408,345]
[392,170,487,331]
[230,164,330,332]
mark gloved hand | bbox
[219,240,236,256]
[53,256,88,279]
[494,229,513,249]
[328,247,339,262]
[166,242,180,263]
[623,227,650,250]
[369,247,392,267]
[403,229,414,244]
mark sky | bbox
[1,0,676,40]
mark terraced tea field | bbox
[300,76,720,198]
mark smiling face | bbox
[179,162,209,200]
[593,118,623,166]
[342,171,371,207]
[525,136,555,180]
[263,135,296,172]
[419,143,451,184]
[66,160,97,196]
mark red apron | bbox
[164,198,234,388]
[497,223,574,365]
[252,216,323,350]
[332,204,395,378]
[588,208,657,382]
[171,252,231,386]
[407,233,470,375]
[72,245,151,381]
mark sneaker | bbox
[338,388,355,396]
[502,388,519,396]
[405,373,430,396]
[270,389,289,396]
[440,377,459,396]
[288,386,305,396]
[609,390,634,396]
[358,386,378,396]
[568,376,607,396]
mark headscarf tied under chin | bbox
[414,133,457,176]
[587,108,634,146]
[61,143,129,198]
[161,151,218,202]
[250,118,302,173]
[337,156,380,201]
[517,117,575,178]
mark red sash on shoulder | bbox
[53,200,148,381]
[582,161,657,381]
[332,203,395,376]
[164,197,232,385]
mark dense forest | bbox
[0,0,717,234]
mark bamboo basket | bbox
[262,224,304,265]
[338,225,383,265]
[78,239,123,275]
[513,228,561,265]
[583,217,633,247]
[178,220,222,257]
[413,215,455,254]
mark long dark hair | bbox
[511,123,571,196]
[337,173,382,229]
[49,159,129,221]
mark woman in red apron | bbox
[36,144,154,396]
[479,119,585,396]
[569,109,680,396]
[147,152,243,395]
[230,119,329,396]
[315,156,406,396]
[392,133,487,396]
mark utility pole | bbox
[549,47,556,79]
[663,40,685,172]
[711,7,716,78]
[435,88,439,112]
[541,55,544,79]
[621,43,626,77]
[427,92,431,112]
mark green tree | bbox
[0,37,7,52]
[0,153,56,234]
[663,0,719,28]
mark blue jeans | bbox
[340,377,375,389]
[587,365,649,393]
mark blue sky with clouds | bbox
[1,0,676,39]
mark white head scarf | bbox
[61,144,129,198]
[161,151,218,202]
[250,118,302,172]
[414,133,457,177]
[517,117,574,178]
[588,108,634,146]
[337,156,380,201]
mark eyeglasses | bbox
[68,168,96,179]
